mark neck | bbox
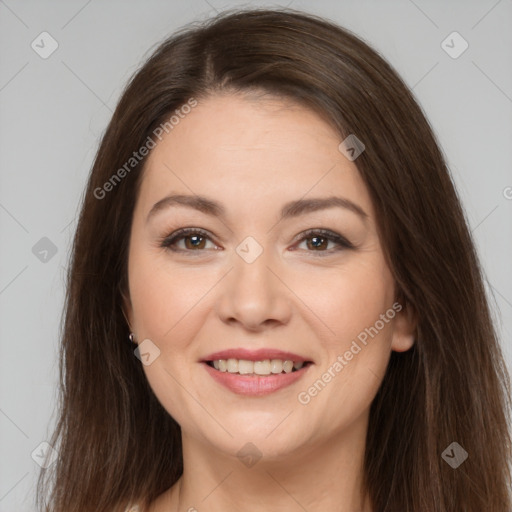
[170,411,373,512]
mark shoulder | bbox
[125,505,141,512]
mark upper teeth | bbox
[212,359,304,375]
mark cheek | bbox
[294,257,396,422]
[294,253,396,350]
[128,250,214,429]
[128,248,210,350]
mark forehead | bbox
[136,93,374,221]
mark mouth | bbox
[201,350,313,396]
[205,358,313,375]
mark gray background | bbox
[1,0,511,510]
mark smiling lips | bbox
[202,348,312,396]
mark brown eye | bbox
[305,235,330,251]
[183,234,207,250]
[160,228,219,252]
[293,229,354,254]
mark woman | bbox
[36,7,512,512]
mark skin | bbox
[124,92,416,512]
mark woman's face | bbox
[125,92,415,461]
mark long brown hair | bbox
[36,8,512,511]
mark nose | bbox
[215,247,293,332]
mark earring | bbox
[129,332,136,344]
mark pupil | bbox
[310,236,326,249]
[187,235,204,249]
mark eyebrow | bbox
[146,194,368,224]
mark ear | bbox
[390,300,417,353]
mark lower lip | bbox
[203,363,310,396]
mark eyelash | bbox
[158,227,355,256]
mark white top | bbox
[125,505,140,512]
